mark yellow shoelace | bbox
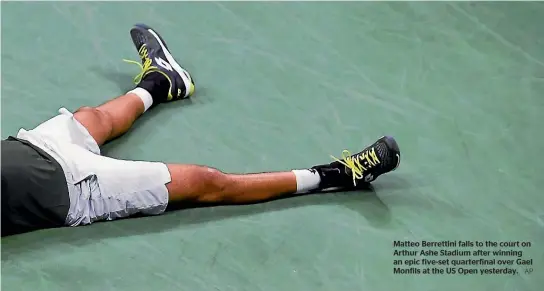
[330,148,381,186]
[123,45,173,100]
[123,45,156,84]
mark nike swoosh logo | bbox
[394,153,400,170]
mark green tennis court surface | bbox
[2,2,542,291]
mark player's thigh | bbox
[23,108,100,154]
[65,150,173,225]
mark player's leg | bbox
[54,24,400,225]
[165,165,299,204]
[80,24,399,206]
[62,134,399,226]
[73,93,146,146]
[164,135,401,205]
[73,23,195,146]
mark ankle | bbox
[127,88,153,112]
[136,72,170,103]
[292,169,321,193]
[311,164,352,189]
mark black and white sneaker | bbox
[312,136,401,189]
[125,23,195,102]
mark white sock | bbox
[128,87,153,112]
[292,169,321,194]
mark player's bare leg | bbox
[73,24,401,207]
[74,93,146,146]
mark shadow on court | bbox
[1,182,401,259]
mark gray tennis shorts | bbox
[16,108,172,226]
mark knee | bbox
[197,168,234,203]
[75,106,114,133]
[76,106,110,122]
[166,165,236,203]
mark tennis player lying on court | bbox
[1,24,401,237]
